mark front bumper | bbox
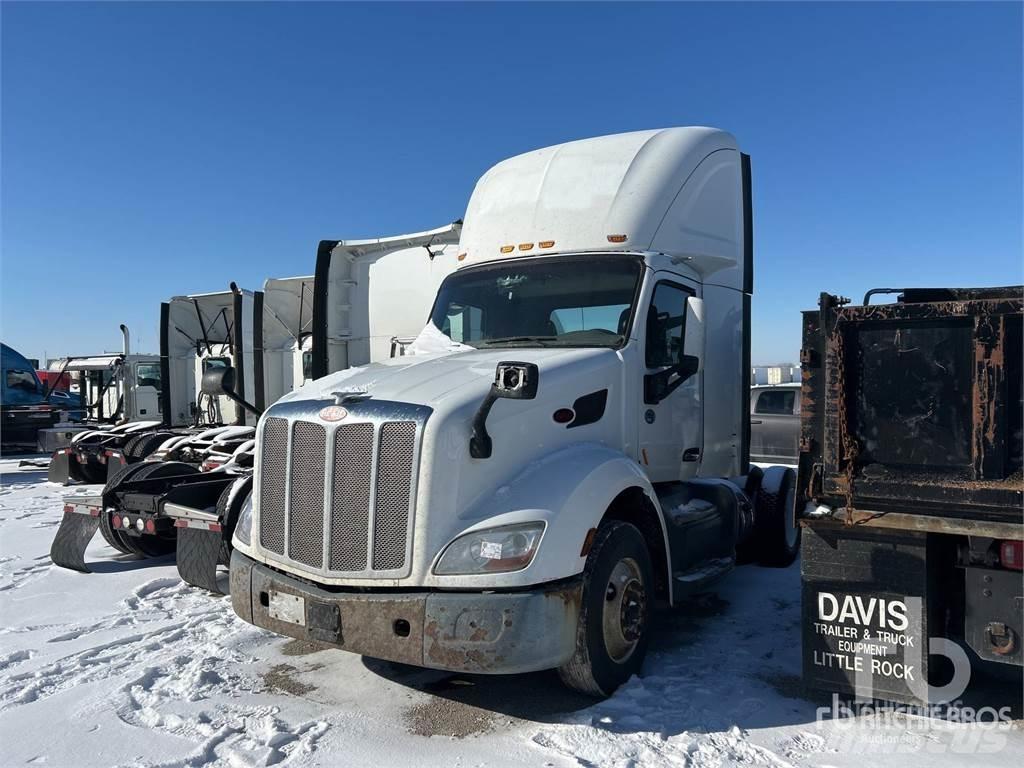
[231,550,582,674]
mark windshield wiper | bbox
[477,336,558,346]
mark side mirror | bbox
[201,365,236,396]
[470,361,540,459]
[492,362,539,400]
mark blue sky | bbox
[2,1,1021,365]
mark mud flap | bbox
[105,452,127,484]
[49,512,100,572]
[176,526,226,594]
[47,451,71,485]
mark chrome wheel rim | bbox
[602,557,646,663]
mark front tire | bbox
[558,521,653,697]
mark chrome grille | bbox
[329,424,374,571]
[257,406,423,578]
[373,422,416,570]
[259,417,288,555]
[287,422,326,568]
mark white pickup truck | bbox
[230,127,799,696]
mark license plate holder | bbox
[268,591,306,626]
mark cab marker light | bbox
[539,240,555,249]
[580,527,598,557]
[607,234,628,243]
[500,245,514,254]
[457,252,467,261]
[518,243,534,251]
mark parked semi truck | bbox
[228,127,799,696]
[37,326,161,450]
[52,225,463,592]
[798,287,1023,706]
[49,285,258,484]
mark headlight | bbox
[233,494,253,547]
[434,522,544,575]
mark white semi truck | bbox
[51,226,463,590]
[229,127,799,696]
[49,287,260,485]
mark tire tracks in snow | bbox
[0,576,330,766]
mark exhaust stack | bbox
[120,324,130,356]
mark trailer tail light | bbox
[63,504,74,514]
[999,541,1023,570]
[201,459,222,472]
[145,519,155,533]
[112,515,122,529]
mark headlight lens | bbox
[434,522,544,575]
[233,494,253,547]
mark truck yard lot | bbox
[1,458,1018,768]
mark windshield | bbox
[429,255,643,349]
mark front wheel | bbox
[558,521,652,697]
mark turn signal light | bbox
[1000,540,1023,570]
[607,234,628,243]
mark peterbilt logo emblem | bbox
[318,405,348,422]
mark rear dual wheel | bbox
[100,461,198,558]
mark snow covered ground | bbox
[0,457,1020,767]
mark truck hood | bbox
[274,345,619,409]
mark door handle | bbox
[682,447,701,462]
[750,419,763,424]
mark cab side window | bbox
[6,369,39,393]
[645,283,689,368]
[754,389,796,415]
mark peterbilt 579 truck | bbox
[229,127,799,696]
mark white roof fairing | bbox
[261,275,315,350]
[457,127,747,291]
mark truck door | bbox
[638,276,702,482]
[750,387,798,463]
[131,362,163,419]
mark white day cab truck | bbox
[229,127,800,696]
[37,325,162,453]
[52,227,462,591]
[48,286,260,486]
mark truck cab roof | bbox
[458,126,747,292]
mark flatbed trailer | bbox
[797,286,1023,706]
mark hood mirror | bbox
[470,361,540,459]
